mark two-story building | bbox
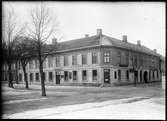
[13,29,163,86]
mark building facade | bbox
[3,29,163,86]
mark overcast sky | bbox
[3,2,165,56]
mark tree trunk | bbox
[8,63,14,88]
[39,62,46,96]
[23,66,29,89]
[15,62,19,84]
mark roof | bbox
[45,33,161,57]
[103,35,159,56]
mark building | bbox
[3,29,164,86]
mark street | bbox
[2,82,165,119]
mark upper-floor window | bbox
[35,59,39,69]
[72,55,77,65]
[104,52,110,63]
[18,62,21,69]
[64,55,69,66]
[48,57,53,68]
[29,60,34,69]
[56,56,60,67]
[82,54,87,65]
[43,60,46,68]
[92,52,97,64]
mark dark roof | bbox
[46,34,161,57]
[104,35,159,56]
[56,35,100,51]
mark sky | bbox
[2,2,166,56]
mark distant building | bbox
[2,29,164,86]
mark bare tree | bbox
[15,36,36,89]
[2,5,24,88]
[27,3,59,96]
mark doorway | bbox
[56,72,60,84]
[104,69,110,84]
[144,71,148,83]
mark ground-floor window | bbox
[30,73,33,82]
[19,73,22,81]
[69,72,72,79]
[140,71,142,82]
[36,73,39,81]
[153,71,155,80]
[49,72,53,81]
[149,71,151,80]
[73,71,77,81]
[92,70,97,81]
[118,70,121,80]
[126,70,129,81]
[82,70,87,81]
[114,71,117,79]
[64,71,68,81]
[157,71,159,79]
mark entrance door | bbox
[144,71,148,83]
[104,69,110,83]
[56,72,60,84]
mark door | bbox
[104,69,110,83]
[55,72,60,84]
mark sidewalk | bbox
[4,96,165,119]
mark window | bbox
[126,70,129,81]
[56,56,60,67]
[35,59,39,69]
[49,72,53,81]
[73,71,77,81]
[18,62,21,69]
[19,73,22,81]
[104,52,110,63]
[82,54,87,64]
[92,52,97,64]
[43,60,46,68]
[69,72,72,79]
[36,73,39,81]
[114,71,117,79]
[82,70,87,80]
[92,70,97,80]
[30,73,33,82]
[72,55,77,65]
[64,71,68,81]
[29,60,33,69]
[64,56,69,66]
[118,70,121,80]
[48,57,53,68]
[153,71,154,79]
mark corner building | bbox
[17,29,162,86]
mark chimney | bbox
[153,49,157,53]
[85,34,89,38]
[52,38,57,45]
[122,35,127,42]
[97,29,102,35]
[137,40,141,46]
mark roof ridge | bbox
[58,35,99,44]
